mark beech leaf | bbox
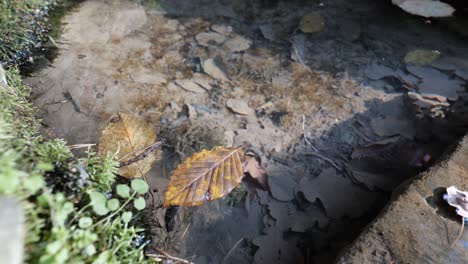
[98,113,158,178]
[163,146,246,207]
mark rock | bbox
[0,64,7,86]
[224,35,252,52]
[195,32,226,47]
[338,19,361,41]
[392,0,455,18]
[299,12,325,33]
[406,66,464,100]
[337,135,468,264]
[0,197,24,264]
[191,73,212,90]
[203,57,229,81]
[226,99,253,115]
[299,168,378,219]
[174,79,206,93]
[267,164,297,202]
[211,24,232,35]
[224,131,235,147]
[370,116,415,139]
[259,24,274,41]
[185,104,198,119]
[404,49,441,66]
[363,64,395,80]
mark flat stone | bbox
[299,12,325,33]
[203,57,229,81]
[267,163,297,202]
[407,66,464,100]
[185,103,198,119]
[224,35,252,52]
[174,79,206,93]
[299,168,378,219]
[191,73,212,90]
[195,32,226,47]
[363,64,395,80]
[226,99,253,115]
[211,24,233,35]
[0,197,24,264]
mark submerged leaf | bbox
[99,113,158,178]
[163,146,246,207]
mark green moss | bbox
[0,0,59,65]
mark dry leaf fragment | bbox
[445,186,468,218]
[99,113,158,178]
[163,147,245,207]
[243,155,268,190]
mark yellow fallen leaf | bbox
[163,146,245,207]
[99,113,157,178]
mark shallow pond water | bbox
[25,0,468,263]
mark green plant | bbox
[0,68,152,263]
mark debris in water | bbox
[392,0,455,18]
[299,12,325,33]
[404,49,440,66]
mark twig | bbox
[302,115,317,151]
[223,237,244,263]
[119,141,163,168]
[181,223,191,240]
[451,217,465,248]
[146,248,193,264]
[303,152,342,171]
[68,143,96,150]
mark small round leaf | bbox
[89,192,109,216]
[78,217,93,229]
[131,179,149,194]
[133,197,146,211]
[116,184,130,198]
[106,198,120,211]
[122,211,133,223]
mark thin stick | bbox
[302,115,316,151]
[68,143,96,150]
[181,223,191,240]
[451,217,465,248]
[223,237,244,263]
[119,141,163,168]
[146,248,193,264]
[303,152,342,172]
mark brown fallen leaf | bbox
[163,146,246,207]
[99,113,158,178]
[243,154,268,190]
